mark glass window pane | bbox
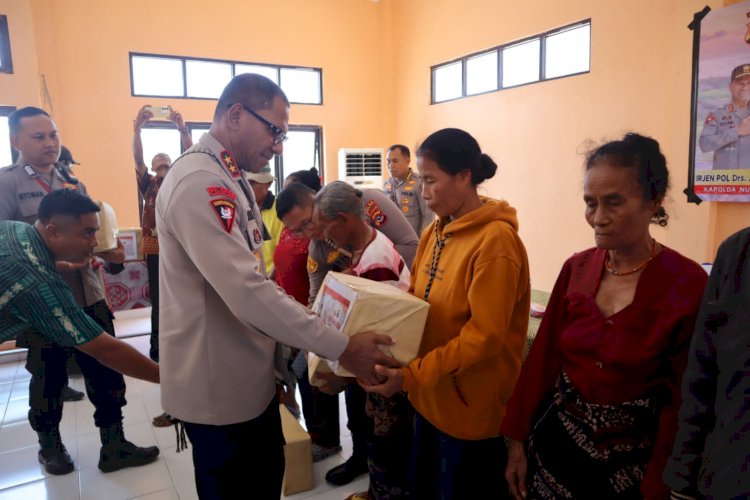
[433,62,463,102]
[140,128,181,169]
[280,68,322,104]
[545,23,591,79]
[190,126,211,146]
[502,39,540,88]
[131,55,184,96]
[281,130,318,181]
[0,15,13,73]
[0,116,11,166]
[235,64,278,84]
[186,60,233,99]
[466,51,498,95]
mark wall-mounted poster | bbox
[691,1,750,202]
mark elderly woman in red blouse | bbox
[502,133,708,500]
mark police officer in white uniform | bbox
[156,74,397,499]
[699,64,750,170]
[383,144,435,235]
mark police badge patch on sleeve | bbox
[211,199,236,233]
[365,199,388,227]
[307,256,319,273]
[206,186,237,200]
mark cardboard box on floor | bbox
[308,272,429,387]
[280,404,313,495]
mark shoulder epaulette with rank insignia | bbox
[220,150,241,179]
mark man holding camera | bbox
[132,105,192,365]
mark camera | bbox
[144,105,172,119]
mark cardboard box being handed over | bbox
[308,272,429,386]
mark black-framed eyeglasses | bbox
[240,104,288,145]
[289,218,315,237]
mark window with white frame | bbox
[0,107,15,166]
[502,38,540,88]
[189,123,211,146]
[466,50,499,96]
[544,22,591,79]
[279,127,322,183]
[432,61,463,103]
[279,68,322,105]
[130,53,323,105]
[235,64,278,84]
[0,15,13,74]
[131,55,184,97]
[431,20,590,104]
[140,125,182,167]
[185,60,233,99]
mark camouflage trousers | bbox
[364,392,412,500]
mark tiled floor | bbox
[0,333,368,500]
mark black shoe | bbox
[325,455,368,486]
[98,441,160,473]
[61,386,85,402]
[38,444,75,475]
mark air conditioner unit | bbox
[338,148,384,190]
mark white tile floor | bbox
[0,334,369,500]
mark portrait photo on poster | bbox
[690,1,750,202]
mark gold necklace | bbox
[605,239,657,277]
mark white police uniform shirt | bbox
[699,102,750,170]
[156,133,348,425]
[383,169,435,236]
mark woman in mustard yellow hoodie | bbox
[362,128,530,498]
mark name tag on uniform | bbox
[18,191,45,200]
[247,218,263,251]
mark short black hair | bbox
[285,168,322,192]
[585,133,670,226]
[214,73,290,121]
[9,106,50,136]
[276,183,315,220]
[387,144,410,158]
[38,189,100,224]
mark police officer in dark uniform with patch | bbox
[699,63,750,170]
[0,107,159,476]
[383,144,435,235]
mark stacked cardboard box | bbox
[309,272,429,386]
